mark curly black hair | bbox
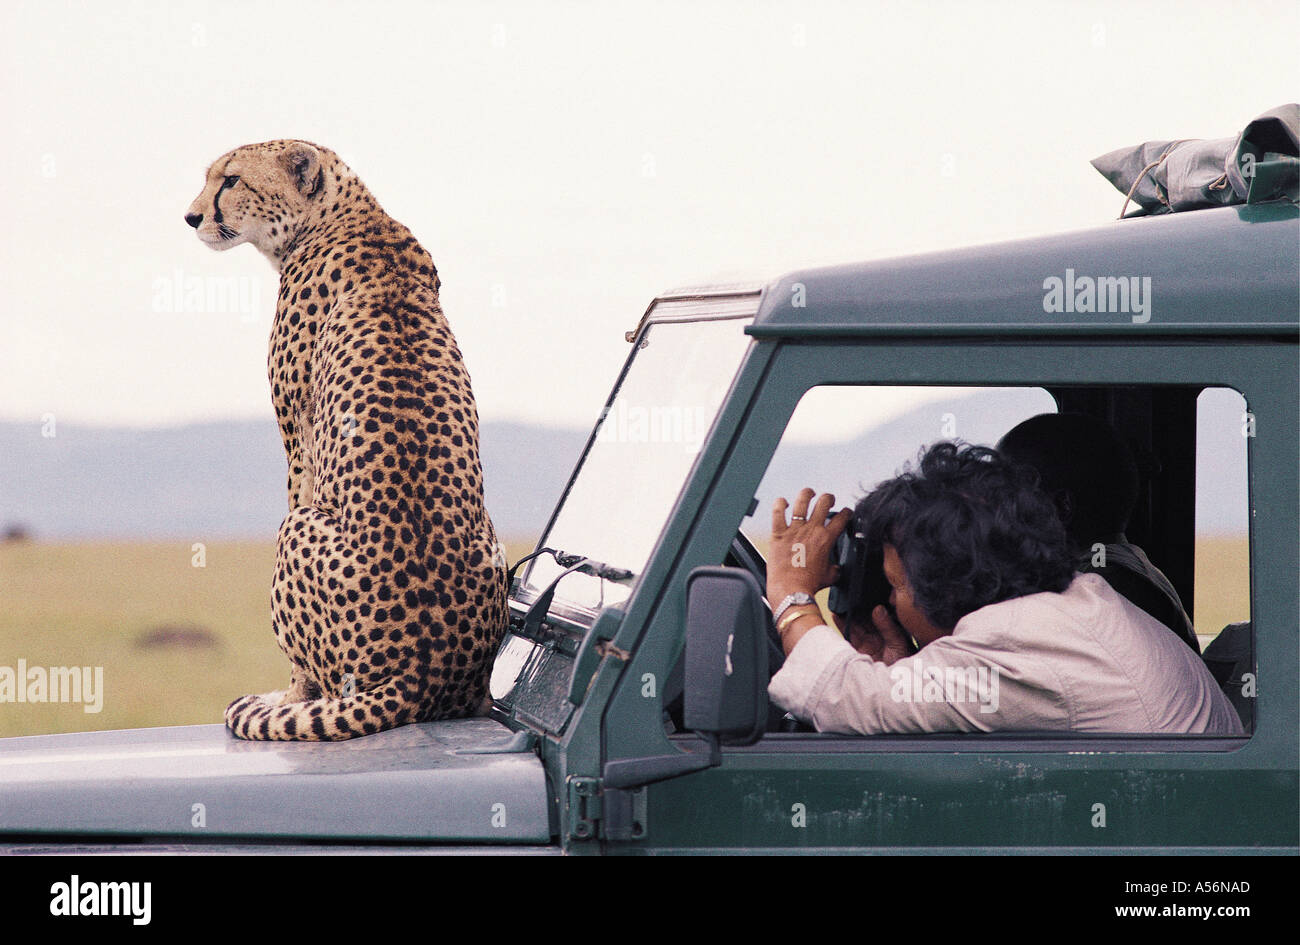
[855,442,1075,630]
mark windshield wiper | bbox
[507,547,637,645]
[507,547,636,588]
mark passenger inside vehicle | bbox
[996,412,1201,653]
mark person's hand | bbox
[846,605,915,665]
[767,488,852,605]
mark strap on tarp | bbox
[1092,104,1298,218]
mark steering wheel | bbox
[724,529,786,678]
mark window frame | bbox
[706,338,1262,752]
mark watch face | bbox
[775,593,813,622]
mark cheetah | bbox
[185,139,507,740]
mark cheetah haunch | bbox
[186,140,507,740]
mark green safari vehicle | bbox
[1,201,1296,854]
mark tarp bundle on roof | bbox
[1092,103,1299,217]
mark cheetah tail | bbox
[224,682,413,741]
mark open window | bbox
[737,383,1252,739]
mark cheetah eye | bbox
[223,175,240,188]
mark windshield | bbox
[520,313,755,612]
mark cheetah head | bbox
[185,140,327,262]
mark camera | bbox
[827,520,892,627]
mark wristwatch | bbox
[773,592,815,626]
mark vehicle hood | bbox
[0,717,552,843]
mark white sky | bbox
[1,0,1296,434]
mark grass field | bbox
[0,536,1249,737]
[1192,536,1252,650]
[0,538,536,738]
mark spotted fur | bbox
[186,140,507,740]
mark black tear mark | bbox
[212,175,237,224]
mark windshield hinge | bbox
[567,776,601,841]
[566,775,647,843]
[602,785,648,842]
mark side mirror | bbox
[602,566,771,791]
[683,566,770,746]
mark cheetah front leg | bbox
[241,667,319,708]
[283,666,322,702]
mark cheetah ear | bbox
[282,143,323,199]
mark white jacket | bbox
[768,573,1243,735]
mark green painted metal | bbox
[641,762,1296,850]
[0,718,554,843]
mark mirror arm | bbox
[602,733,721,790]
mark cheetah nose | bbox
[185,212,203,229]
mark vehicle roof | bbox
[722,202,1298,339]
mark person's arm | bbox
[770,633,983,734]
[775,605,826,654]
[771,616,1069,734]
[766,488,850,652]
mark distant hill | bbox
[752,388,1247,537]
[0,419,589,541]
[752,389,1040,526]
[0,390,1246,541]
